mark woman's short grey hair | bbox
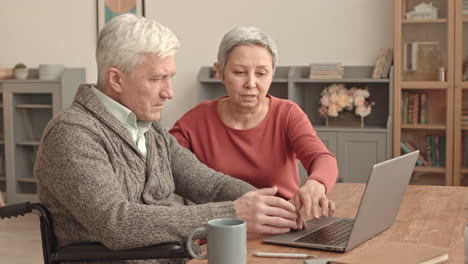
[96,14,180,90]
[217,26,278,73]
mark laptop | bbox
[263,151,419,252]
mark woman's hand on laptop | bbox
[290,180,336,222]
[233,186,299,234]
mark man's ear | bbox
[106,67,123,93]
[214,63,223,80]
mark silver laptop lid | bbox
[345,151,419,251]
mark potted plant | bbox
[13,63,28,80]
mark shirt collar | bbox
[91,86,151,131]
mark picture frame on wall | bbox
[96,0,145,33]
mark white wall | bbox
[0,0,393,127]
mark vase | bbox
[326,112,364,127]
[13,68,28,80]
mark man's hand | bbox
[233,186,298,234]
[290,180,335,229]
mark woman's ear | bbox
[214,63,223,80]
[106,67,123,93]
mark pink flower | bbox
[355,105,371,117]
[320,96,330,107]
[318,106,328,116]
[354,96,365,107]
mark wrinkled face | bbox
[219,45,273,110]
[119,54,175,121]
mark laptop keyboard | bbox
[294,218,354,246]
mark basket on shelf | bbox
[326,111,365,128]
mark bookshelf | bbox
[453,0,468,186]
[394,0,455,185]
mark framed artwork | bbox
[97,0,145,33]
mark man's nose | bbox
[161,79,174,99]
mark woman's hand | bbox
[233,186,298,234]
[290,180,335,229]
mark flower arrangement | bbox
[318,84,375,118]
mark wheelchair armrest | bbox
[0,202,32,219]
[53,241,191,261]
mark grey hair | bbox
[217,26,278,72]
[96,13,180,90]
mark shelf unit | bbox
[453,0,468,186]
[197,66,393,184]
[394,0,454,185]
[0,68,85,203]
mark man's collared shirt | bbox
[92,86,151,158]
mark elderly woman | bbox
[170,27,338,227]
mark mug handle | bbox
[186,227,207,260]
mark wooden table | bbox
[190,183,468,264]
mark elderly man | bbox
[33,14,298,264]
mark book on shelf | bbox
[402,91,408,124]
[326,242,449,264]
[407,92,414,123]
[309,63,344,79]
[430,136,437,167]
[425,136,432,166]
[400,141,428,166]
[405,141,429,166]
[417,42,440,80]
[372,48,392,79]
[439,135,446,167]
[380,48,394,78]
[419,93,427,124]
[434,135,440,167]
[401,92,428,125]
[309,70,345,75]
[309,63,343,71]
[403,42,418,71]
[411,93,419,124]
[309,74,344,79]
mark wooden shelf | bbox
[460,82,468,89]
[401,124,446,130]
[400,82,448,89]
[413,166,445,173]
[402,19,448,24]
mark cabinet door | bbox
[454,0,468,186]
[394,0,453,186]
[338,132,386,183]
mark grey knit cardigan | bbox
[33,84,255,264]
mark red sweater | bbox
[170,96,338,199]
